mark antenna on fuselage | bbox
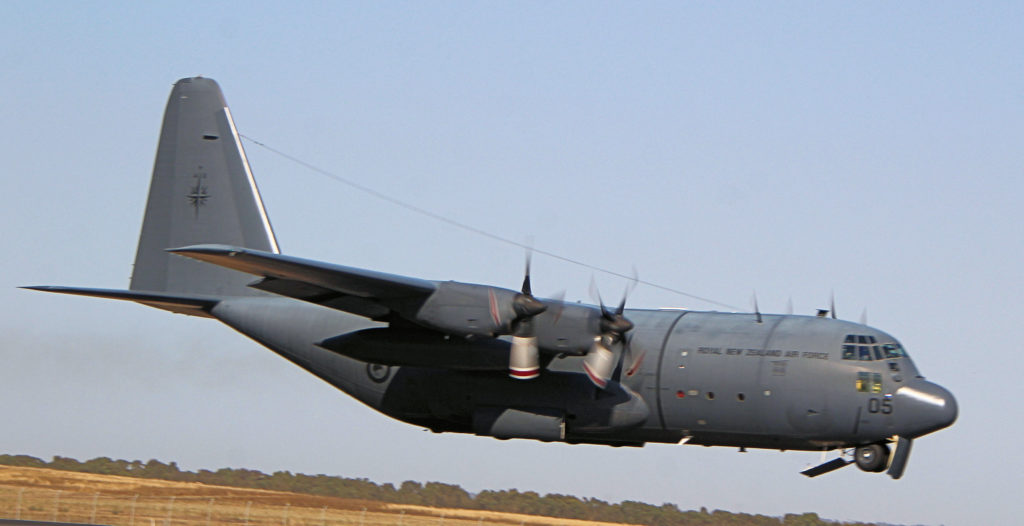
[752,292,763,324]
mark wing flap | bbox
[250,277,391,319]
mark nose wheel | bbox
[854,443,890,473]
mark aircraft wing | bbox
[168,244,437,320]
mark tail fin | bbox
[130,77,279,297]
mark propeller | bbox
[508,252,547,380]
[583,275,637,389]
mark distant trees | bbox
[0,454,879,526]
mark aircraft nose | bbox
[894,380,958,437]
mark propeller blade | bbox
[546,290,567,324]
[616,266,638,316]
[521,250,533,296]
[512,250,546,320]
[589,276,611,318]
[623,346,647,378]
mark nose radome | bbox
[895,381,958,437]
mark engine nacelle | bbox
[509,335,540,379]
[415,282,520,337]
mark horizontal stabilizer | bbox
[800,457,852,478]
[22,286,219,317]
[168,245,436,318]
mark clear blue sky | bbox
[2,3,1021,525]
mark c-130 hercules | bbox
[27,77,956,479]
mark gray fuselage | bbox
[211,296,956,452]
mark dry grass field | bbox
[0,466,638,526]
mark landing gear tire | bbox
[855,443,890,473]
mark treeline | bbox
[0,454,876,526]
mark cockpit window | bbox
[842,335,909,360]
[883,343,907,358]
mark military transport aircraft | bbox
[26,77,956,480]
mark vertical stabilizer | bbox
[131,77,279,297]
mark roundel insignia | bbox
[366,363,391,383]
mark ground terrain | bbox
[0,466,637,526]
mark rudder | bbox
[130,77,279,297]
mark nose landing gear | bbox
[854,443,890,473]
[802,437,913,478]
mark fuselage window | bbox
[873,346,884,360]
[842,345,856,360]
[859,346,871,361]
[858,335,869,344]
[845,335,856,343]
[871,373,883,394]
